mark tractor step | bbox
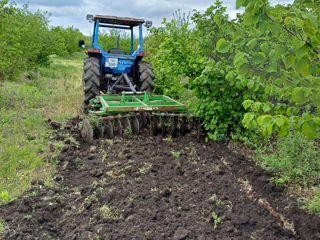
[80,92,201,143]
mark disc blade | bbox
[113,119,123,136]
[105,120,114,139]
[131,116,140,134]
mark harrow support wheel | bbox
[80,119,94,144]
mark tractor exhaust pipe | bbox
[116,34,120,49]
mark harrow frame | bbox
[89,92,188,116]
[80,92,199,143]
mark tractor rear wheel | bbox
[138,61,154,93]
[83,57,101,113]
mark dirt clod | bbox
[173,227,190,240]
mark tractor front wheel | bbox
[138,61,154,93]
[83,57,101,113]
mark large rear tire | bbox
[83,57,101,113]
[138,61,154,93]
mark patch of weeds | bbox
[300,187,320,216]
[0,217,8,234]
[255,133,320,186]
[163,137,173,143]
[139,163,152,174]
[209,194,223,206]
[101,153,107,162]
[170,150,180,158]
[151,187,158,192]
[0,191,9,203]
[24,215,32,220]
[84,193,95,202]
[104,139,114,145]
[106,169,125,178]
[123,127,131,135]
[126,193,136,201]
[66,136,80,147]
[256,133,320,215]
[100,205,122,219]
[187,147,198,164]
[211,211,222,230]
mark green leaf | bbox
[233,52,247,67]
[242,112,257,129]
[296,44,309,60]
[216,39,232,53]
[301,120,316,139]
[238,64,250,76]
[252,52,266,65]
[243,100,254,110]
[241,78,248,87]
[247,79,254,89]
[236,0,246,9]
[260,42,269,54]
[284,17,292,25]
[246,38,257,50]
[281,54,296,69]
[294,56,310,76]
[292,87,311,104]
[234,37,246,47]
[274,104,286,114]
[265,62,277,73]
[257,115,273,127]
[274,117,287,127]
[263,102,273,113]
[226,71,234,81]
[252,102,263,112]
[278,125,289,137]
[270,21,282,37]
[312,89,320,106]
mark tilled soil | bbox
[1,118,319,240]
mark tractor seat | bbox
[107,48,127,55]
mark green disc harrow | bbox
[80,92,200,143]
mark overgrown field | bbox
[0,53,84,202]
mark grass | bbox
[0,52,85,203]
[255,133,320,216]
[100,204,122,219]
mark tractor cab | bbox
[79,15,152,75]
[79,14,154,113]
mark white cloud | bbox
[11,0,294,35]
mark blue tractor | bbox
[79,15,154,113]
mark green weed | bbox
[100,205,122,219]
[211,211,222,230]
[301,188,320,217]
[170,150,180,158]
[0,217,7,234]
[209,194,223,206]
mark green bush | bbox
[50,26,84,56]
[0,0,84,81]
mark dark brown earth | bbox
[0,118,319,240]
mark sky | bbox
[13,0,294,35]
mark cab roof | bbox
[94,15,145,27]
